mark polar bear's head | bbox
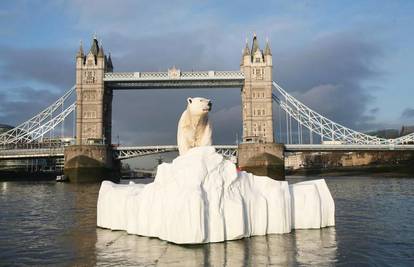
[187,97,212,116]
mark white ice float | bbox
[97,146,335,244]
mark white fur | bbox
[177,97,213,155]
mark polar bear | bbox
[177,97,213,155]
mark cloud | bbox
[274,31,383,130]
[401,108,414,119]
[0,45,74,88]
[369,107,379,114]
[276,32,382,91]
[66,0,217,37]
[0,86,62,127]
[105,32,208,72]
[210,105,242,144]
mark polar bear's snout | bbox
[204,101,212,112]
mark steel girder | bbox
[4,103,76,145]
[114,145,237,160]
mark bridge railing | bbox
[104,71,245,81]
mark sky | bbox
[0,0,413,147]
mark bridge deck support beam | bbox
[64,145,119,183]
[238,143,285,180]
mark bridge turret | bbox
[240,34,274,143]
[106,53,113,72]
[98,44,104,57]
[76,40,84,58]
[264,39,272,65]
[241,40,251,66]
[251,33,260,54]
[89,36,99,56]
[76,41,85,78]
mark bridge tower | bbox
[75,37,113,145]
[238,35,285,180]
[240,34,274,143]
[64,37,118,182]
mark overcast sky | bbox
[0,0,413,146]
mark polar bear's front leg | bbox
[198,120,212,147]
[178,129,188,155]
[178,125,195,155]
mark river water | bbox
[0,176,413,266]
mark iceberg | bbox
[97,146,335,244]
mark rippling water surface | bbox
[0,176,413,266]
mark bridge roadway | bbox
[1,144,414,160]
[104,71,245,89]
[0,148,64,159]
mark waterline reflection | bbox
[95,227,337,266]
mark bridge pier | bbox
[238,143,285,180]
[64,145,119,183]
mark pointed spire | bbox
[98,44,104,57]
[77,40,84,57]
[251,33,260,54]
[264,38,272,56]
[243,38,250,56]
[89,35,99,56]
[107,53,113,69]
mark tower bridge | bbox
[0,34,413,182]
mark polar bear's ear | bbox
[187,97,193,104]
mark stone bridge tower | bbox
[75,37,113,145]
[238,35,285,180]
[64,37,117,182]
[240,34,274,143]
